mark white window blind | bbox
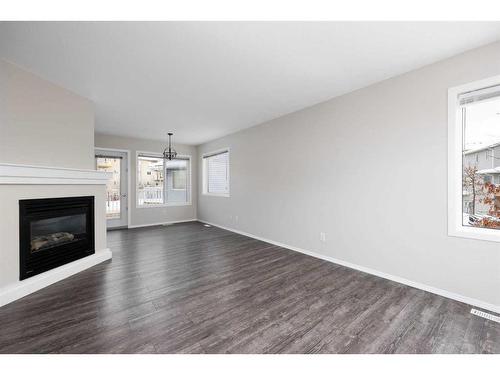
[204,151,229,195]
[459,84,500,106]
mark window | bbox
[483,175,493,184]
[449,75,500,241]
[137,153,191,206]
[166,158,189,203]
[203,149,229,196]
[137,155,164,206]
[172,170,186,190]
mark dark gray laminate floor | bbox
[0,221,499,353]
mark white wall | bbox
[0,59,95,169]
[198,41,500,310]
[95,133,197,227]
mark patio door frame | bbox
[95,147,130,229]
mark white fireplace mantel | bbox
[0,163,111,185]
[0,162,112,307]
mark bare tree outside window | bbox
[462,96,500,229]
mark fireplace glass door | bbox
[19,196,95,280]
[30,214,87,253]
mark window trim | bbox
[202,148,230,198]
[448,74,500,242]
[136,150,192,208]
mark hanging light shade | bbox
[163,132,178,160]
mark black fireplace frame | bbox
[19,196,95,280]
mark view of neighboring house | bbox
[461,92,500,228]
[137,156,189,206]
[137,156,165,205]
[96,156,121,218]
[463,143,500,222]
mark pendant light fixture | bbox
[163,132,177,160]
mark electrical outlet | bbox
[320,232,326,242]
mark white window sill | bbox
[136,202,192,209]
[449,225,500,243]
[202,193,230,198]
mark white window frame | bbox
[136,151,192,208]
[448,74,500,242]
[202,148,230,197]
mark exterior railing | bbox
[138,186,164,205]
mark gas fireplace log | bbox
[31,232,75,252]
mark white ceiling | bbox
[1,22,500,145]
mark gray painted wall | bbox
[95,133,197,226]
[0,59,95,169]
[197,41,500,308]
[0,60,107,292]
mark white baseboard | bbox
[128,218,197,229]
[0,249,112,307]
[200,220,500,314]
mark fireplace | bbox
[19,196,95,280]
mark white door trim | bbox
[95,147,131,228]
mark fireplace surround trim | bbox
[0,248,111,307]
[0,163,112,308]
[0,163,110,185]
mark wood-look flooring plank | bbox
[0,222,498,353]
